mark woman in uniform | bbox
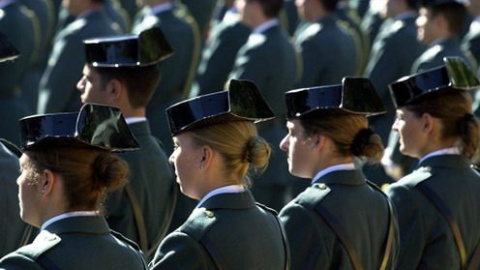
[278,77,398,269]
[0,104,148,269]
[149,79,289,270]
[386,57,480,269]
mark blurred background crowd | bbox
[1,0,480,259]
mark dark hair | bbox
[317,0,340,12]
[300,113,384,163]
[406,90,480,159]
[95,65,160,108]
[189,121,271,187]
[430,2,467,36]
[406,0,421,10]
[26,146,129,211]
[248,0,283,18]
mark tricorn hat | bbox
[389,57,479,108]
[166,79,275,135]
[19,103,140,152]
[84,26,173,67]
[0,32,19,63]
[285,77,386,119]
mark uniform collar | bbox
[41,211,98,230]
[253,19,279,34]
[196,185,245,208]
[150,2,173,15]
[419,147,460,164]
[312,163,356,185]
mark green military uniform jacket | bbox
[387,155,480,269]
[192,17,250,96]
[411,38,473,72]
[335,4,369,74]
[179,0,216,40]
[0,142,29,257]
[149,191,289,270]
[294,15,357,87]
[0,1,38,144]
[229,23,298,204]
[37,9,121,114]
[132,4,200,154]
[0,216,148,269]
[462,19,480,65]
[106,121,176,255]
[364,14,425,144]
[279,170,398,269]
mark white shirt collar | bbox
[150,3,173,15]
[196,184,245,208]
[312,163,356,184]
[419,147,460,164]
[41,211,98,230]
[394,11,417,21]
[429,38,447,47]
[253,19,279,34]
[126,117,147,125]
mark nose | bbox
[77,76,85,92]
[168,152,175,165]
[279,135,289,152]
[392,119,400,131]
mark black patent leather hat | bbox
[84,26,173,67]
[0,32,19,62]
[166,79,275,135]
[19,103,140,152]
[389,57,479,108]
[285,77,386,119]
[421,0,466,7]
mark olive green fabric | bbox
[293,15,357,87]
[0,216,148,269]
[279,170,398,269]
[132,4,200,154]
[37,9,122,114]
[150,191,288,270]
[106,121,176,254]
[387,155,480,269]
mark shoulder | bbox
[110,230,142,252]
[177,208,218,241]
[18,231,61,258]
[280,184,331,217]
[386,167,433,200]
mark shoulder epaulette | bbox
[180,207,217,241]
[296,183,332,210]
[16,231,61,260]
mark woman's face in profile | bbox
[169,132,204,199]
[17,154,43,227]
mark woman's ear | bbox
[422,113,434,133]
[40,169,57,196]
[200,145,214,170]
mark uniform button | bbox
[318,183,327,190]
[204,210,214,218]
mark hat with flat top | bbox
[389,57,480,108]
[19,103,140,152]
[83,26,173,67]
[166,79,275,136]
[0,32,19,63]
[285,77,386,119]
[421,0,466,7]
